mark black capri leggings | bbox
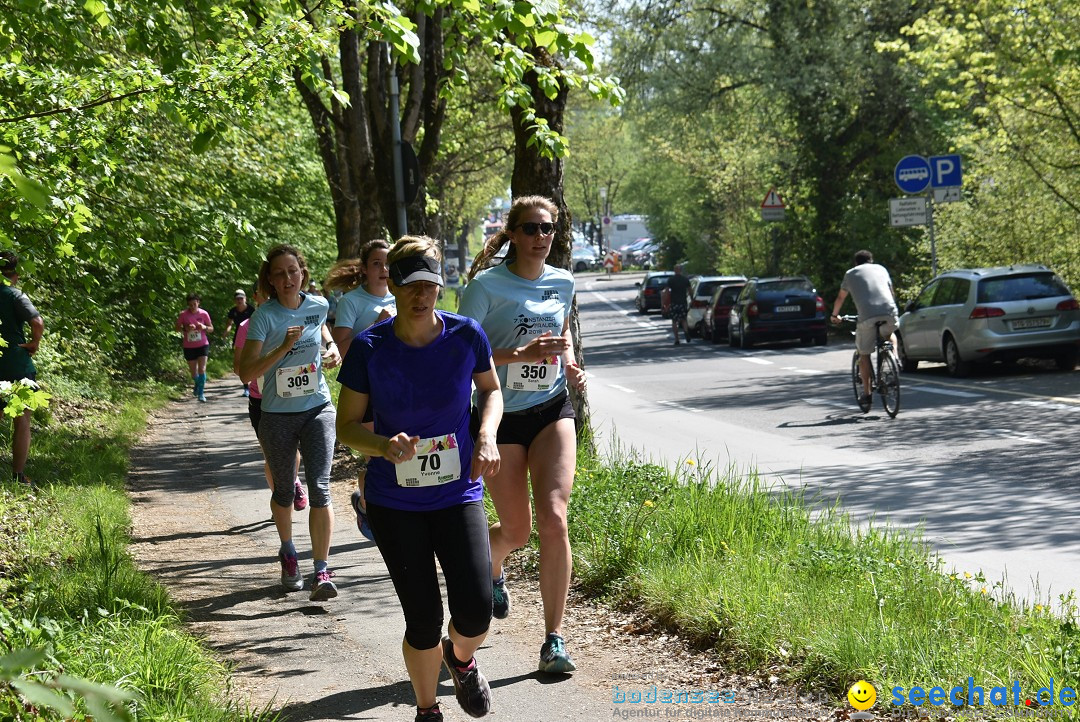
[366,500,492,651]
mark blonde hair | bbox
[468,195,558,280]
[257,244,309,300]
[388,235,443,266]
[324,239,391,292]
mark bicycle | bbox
[836,315,900,418]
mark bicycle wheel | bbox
[878,351,901,418]
[852,351,871,413]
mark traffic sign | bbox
[933,187,961,203]
[890,197,927,227]
[929,154,962,188]
[894,155,930,194]
[761,188,785,209]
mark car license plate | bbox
[1011,317,1052,330]
[775,305,800,313]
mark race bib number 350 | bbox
[506,356,560,392]
[396,434,462,488]
[277,362,317,399]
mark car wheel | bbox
[897,333,918,372]
[574,261,586,273]
[728,323,738,347]
[636,299,646,315]
[800,336,812,347]
[815,333,828,346]
[1055,348,1079,371]
[944,335,971,377]
[711,322,721,344]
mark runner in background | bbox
[223,289,255,397]
[176,293,213,402]
[237,244,342,601]
[336,236,502,722]
[460,195,586,674]
[233,284,304,509]
[0,251,44,486]
[325,239,396,541]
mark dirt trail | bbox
[127,379,834,721]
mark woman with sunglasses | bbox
[337,236,502,722]
[325,239,397,540]
[460,195,586,674]
[238,244,342,601]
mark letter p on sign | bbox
[930,154,962,188]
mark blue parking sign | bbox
[894,155,930,194]
[929,154,962,188]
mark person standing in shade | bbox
[337,236,502,722]
[238,244,342,601]
[460,195,586,674]
[176,293,213,401]
[223,289,256,397]
[0,252,44,486]
[326,239,396,541]
[665,264,692,345]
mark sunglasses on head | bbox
[516,221,555,236]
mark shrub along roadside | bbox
[567,447,1080,715]
[0,381,276,721]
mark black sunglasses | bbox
[516,221,555,236]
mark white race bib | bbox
[276,362,318,399]
[395,434,462,488]
[186,330,202,343]
[505,356,560,392]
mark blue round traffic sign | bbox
[895,155,930,194]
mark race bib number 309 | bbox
[395,434,462,488]
[277,362,317,399]
[506,356,560,392]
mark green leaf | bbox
[533,29,558,48]
[192,129,216,154]
[330,88,350,107]
[10,679,77,716]
[0,648,45,673]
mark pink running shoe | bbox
[293,479,308,511]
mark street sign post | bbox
[894,155,931,194]
[889,197,927,227]
[760,187,786,222]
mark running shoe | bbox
[350,489,374,541]
[13,471,33,488]
[441,637,491,718]
[491,576,510,619]
[242,387,250,397]
[293,480,308,511]
[198,393,207,402]
[309,569,338,601]
[414,704,443,722]
[538,633,576,674]
[279,552,303,591]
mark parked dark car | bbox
[728,276,827,348]
[897,264,1080,376]
[685,275,747,337]
[635,271,674,314]
[702,283,746,343]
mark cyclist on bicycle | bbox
[830,250,899,404]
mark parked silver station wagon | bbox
[896,264,1080,376]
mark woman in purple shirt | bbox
[336,236,502,722]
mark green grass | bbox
[0,382,276,721]
[565,446,1080,717]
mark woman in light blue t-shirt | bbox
[326,239,397,541]
[238,244,342,603]
[459,195,587,676]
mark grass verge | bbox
[565,444,1080,718]
[0,379,276,721]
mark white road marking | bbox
[906,385,984,398]
[742,357,774,365]
[978,428,1049,445]
[657,400,702,413]
[589,291,656,331]
[803,398,850,408]
[793,368,825,375]
[608,384,637,394]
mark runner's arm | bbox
[470,363,502,481]
[336,387,418,462]
[490,331,569,366]
[236,326,301,384]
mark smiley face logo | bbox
[848,680,877,711]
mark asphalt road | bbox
[576,271,1080,607]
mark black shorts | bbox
[248,397,262,437]
[183,344,210,361]
[495,391,575,449]
[669,303,688,322]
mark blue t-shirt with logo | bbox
[337,311,493,512]
[336,286,396,335]
[458,262,575,412]
[245,293,332,413]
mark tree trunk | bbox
[509,47,592,445]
